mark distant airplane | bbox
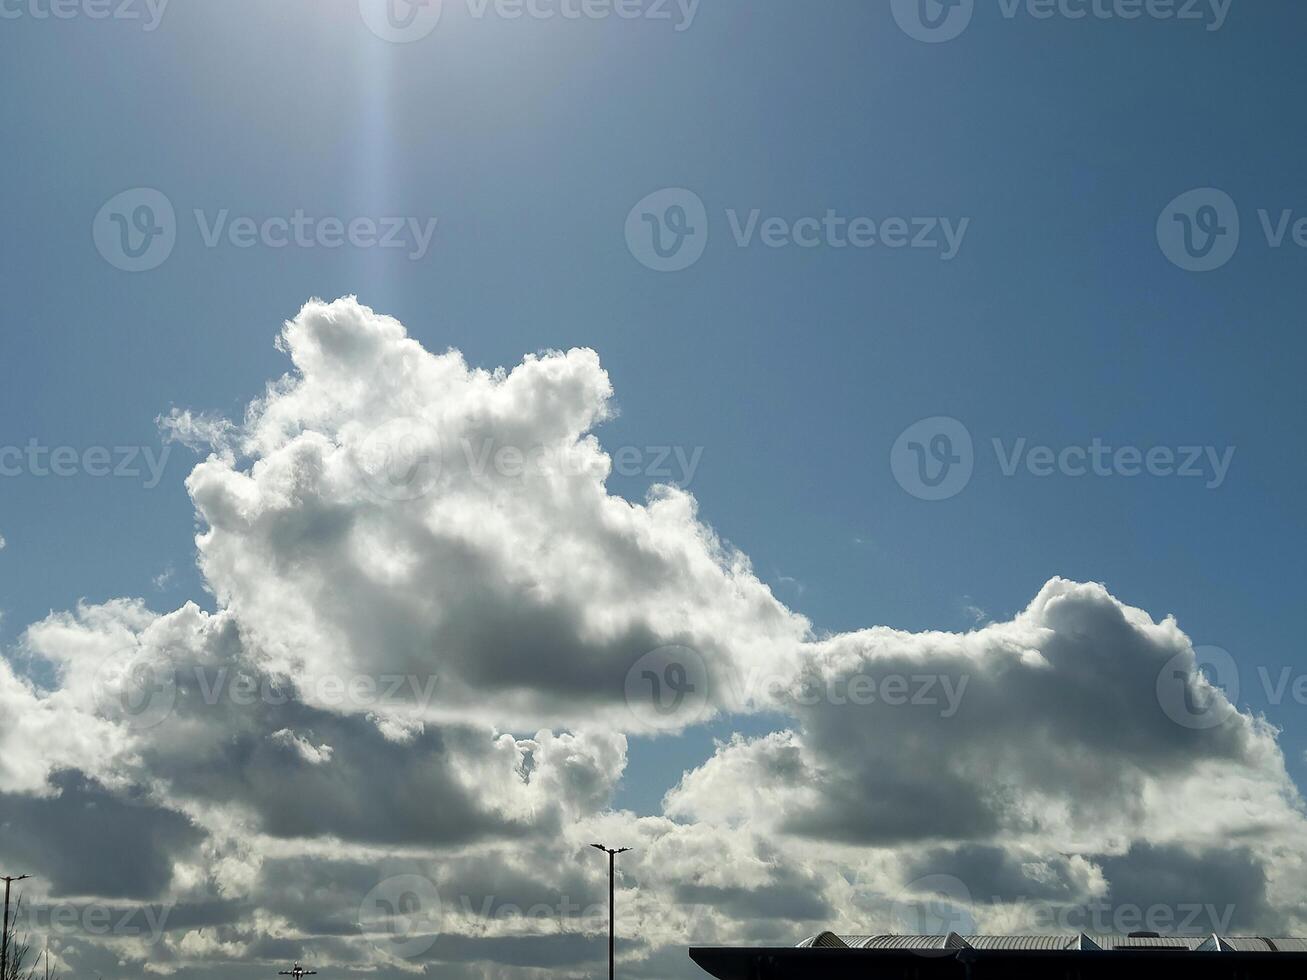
[278,964,317,979]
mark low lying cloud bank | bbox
[1,298,1303,979]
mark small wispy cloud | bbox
[774,570,806,596]
[270,729,335,765]
[961,596,990,626]
[158,408,238,459]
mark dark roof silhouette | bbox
[797,933,1307,951]
[690,933,1307,979]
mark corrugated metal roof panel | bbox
[1223,938,1275,952]
[857,935,947,949]
[1093,934,1201,949]
[967,936,1068,950]
[809,932,849,948]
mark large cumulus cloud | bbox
[668,579,1288,847]
[2,298,1305,980]
[664,578,1305,939]
[177,298,808,733]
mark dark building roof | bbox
[689,933,1307,980]
[798,933,1307,951]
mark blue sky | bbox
[3,2,1307,974]
[6,0,1305,793]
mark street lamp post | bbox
[1,874,32,980]
[590,844,630,980]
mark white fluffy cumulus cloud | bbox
[176,297,808,732]
[1,297,1305,980]
[666,579,1307,933]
